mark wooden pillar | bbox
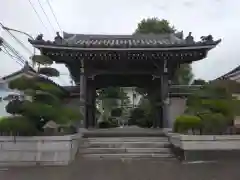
[79,59,87,128]
[147,87,162,128]
[148,89,157,128]
[92,90,97,127]
[86,81,96,128]
[155,85,162,128]
[161,59,170,128]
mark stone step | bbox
[82,141,170,148]
[81,153,174,159]
[83,131,166,138]
[80,147,171,154]
[87,137,168,142]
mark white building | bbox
[0,63,36,117]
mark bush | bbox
[111,108,122,117]
[129,108,145,125]
[8,77,36,91]
[174,115,202,133]
[0,116,38,136]
[98,118,118,128]
[38,67,60,77]
[5,99,24,115]
[98,121,112,128]
[136,117,153,128]
[199,113,228,135]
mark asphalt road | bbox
[0,157,240,180]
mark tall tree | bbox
[135,18,176,34]
[135,17,193,85]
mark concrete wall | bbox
[169,134,240,150]
[0,133,81,166]
[169,97,187,128]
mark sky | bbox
[0,0,239,85]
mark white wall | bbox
[169,97,187,128]
[123,87,141,107]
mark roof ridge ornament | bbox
[54,32,63,44]
[175,31,184,39]
[200,35,214,44]
[35,34,43,41]
[185,32,194,44]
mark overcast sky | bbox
[0,0,239,85]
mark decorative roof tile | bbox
[29,32,221,49]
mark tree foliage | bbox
[192,79,207,85]
[172,64,194,85]
[183,81,240,134]
[5,56,82,134]
[135,18,175,34]
[39,67,60,77]
[31,55,53,65]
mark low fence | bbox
[0,133,81,166]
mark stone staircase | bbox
[79,136,174,159]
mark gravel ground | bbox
[0,157,240,180]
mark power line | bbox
[1,47,25,66]
[46,0,62,32]
[27,0,52,36]
[1,37,29,65]
[37,0,55,33]
[4,30,32,55]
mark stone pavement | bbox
[1,157,240,180]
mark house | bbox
[216,65,240,100]
[0,62,68,117]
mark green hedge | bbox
[174,113,230,135]
[174,115,202,133]
[199,113,228,135]
[0,116,38,136]
[98,119,118,128]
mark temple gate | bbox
[29,33,220,128]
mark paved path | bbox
[1,157,240,180]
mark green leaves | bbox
[8,76,36,91]
[38,67,60,77]
[31,55,53,65]
[135,18,175,34]
[174,115,202,133]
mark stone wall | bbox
[0,133,81,166]
[168,133,240,161]
[169,97,187,128]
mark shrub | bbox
[8,77,36,91]
[136,117,153,128]
[174,115,202,133]
[111,108,122,117]
[98,118,118,128]
[129,108,145,125]
[38,67,60,77]
[199,113,228,135]
[98,121,112,128]
[0,116,38,136]
[31,55,53,65]
[5,99,24,115]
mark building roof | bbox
[2,62,36,81]
[217,65,240,80]
[29,32,221,50]
[0,63,69,96]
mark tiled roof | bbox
[2,63,36,80]
[63,33,185,47]
[29,32,221,49]
[217,65,240,80]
